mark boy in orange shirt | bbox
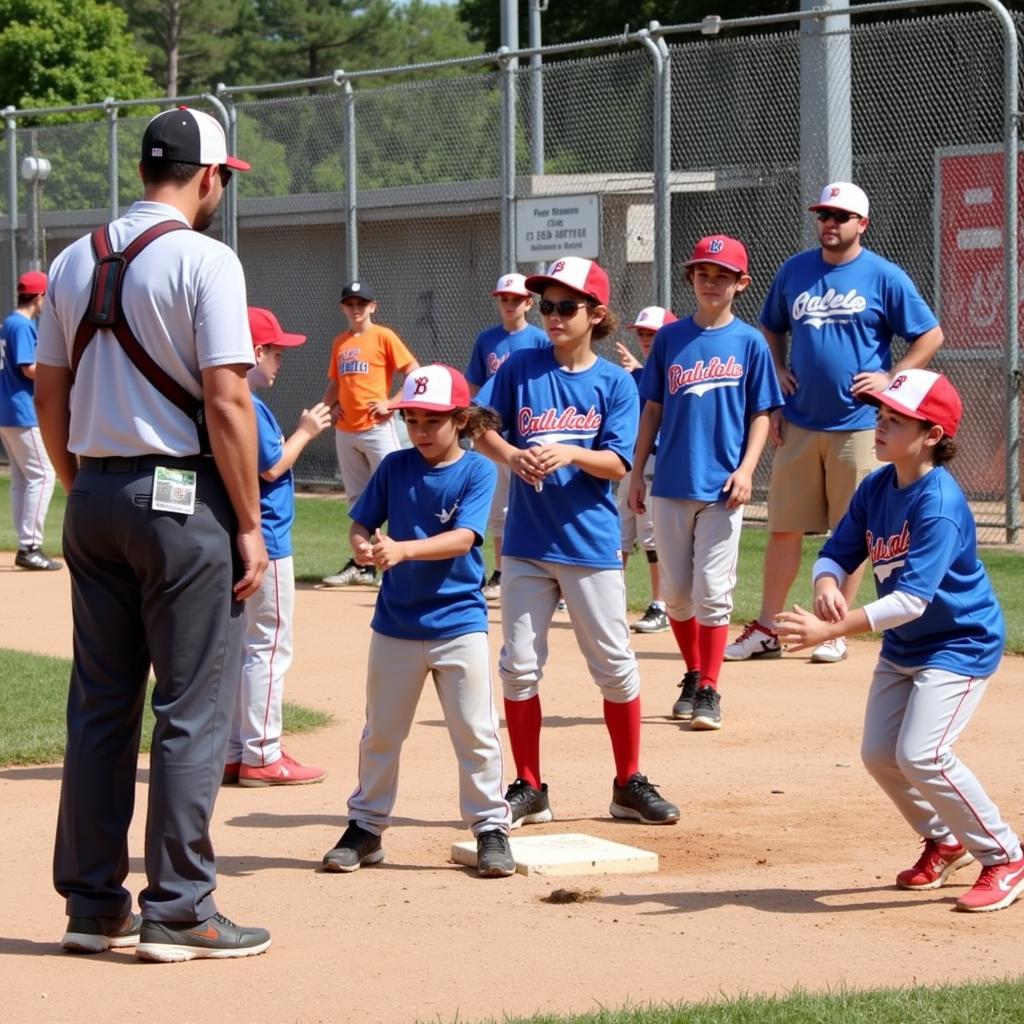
[321,281,419,586]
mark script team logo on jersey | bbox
[867,522,910,583]
[667,356,744,397]
[337,348,369,375]
[486,351,511,374]
[790,288,867,329]
[518,405,602,444]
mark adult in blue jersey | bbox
[776,370,1023,914]
[465,272,549,599]
[727,181,943,666]
[475,257,680,830]
[0,270,61,570]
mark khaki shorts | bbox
[767,422,880,534]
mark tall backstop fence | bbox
[1,1,1020,542]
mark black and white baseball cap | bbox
[141,106,251,171]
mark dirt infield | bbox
[3,557,1024,1024]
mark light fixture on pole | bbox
[20,152,51,272]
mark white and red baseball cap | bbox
[142,106,251,171]
[17,270,47,295]
[809,181,870,219]
[864,369,962,438]
[392,364,471,412]
[683,235,749,275]
[492,273,531,297]
[525,257,610,306]
[248,307,306,348]
[628,306,678,331]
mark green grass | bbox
[464,979,1024,1024]
[0,648,332,768]
[1,474,1021,651]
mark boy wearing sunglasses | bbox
[474,258,680,830]
[726,181,944,667]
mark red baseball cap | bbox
[525,257,611,306]
[392,364,471,412]
[627,306,678,331]
[683,236,749,275]
[17,270,47,295]
[248,307,306,348]
[863,369,963,438]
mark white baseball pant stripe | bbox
[652,497,741,626]
[498,556,639,704]
[861,657,1022,865]
[333,420,401,507]
[229,556,294,767]
[0,424,56,549]
[347,631,511,836]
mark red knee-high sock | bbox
[503,695,543,789]
[698,624,729,690]
[668,615,700,672]
[603,697,641,786]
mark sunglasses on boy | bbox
[218,165,233,187]
[538,298,589,317]
[815,209,858,224]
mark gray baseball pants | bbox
[861,656,1022,865]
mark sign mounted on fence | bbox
[515,195,600,263]
[934,144,1023,349]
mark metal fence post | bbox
[3,107,17,302]
[499,46,517,273]
[208,89,236,251]
[335,70,358,280]
[104,97,118,220]
[640,24,672,308]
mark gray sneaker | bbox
[135,912,271,962]
[476,830,516,877]
[322,559,376,587]
[690,685,723,731]
[322,821,385,872]
[505,777,554,829]
[62,912,141,954]
[15,546,62,571]
[671,670,701,721]
[632,604,670,633]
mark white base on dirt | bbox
[451,832,659,877]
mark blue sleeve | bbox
[452,457,497,544]
[638,334,665,404]
[883,265,940,342]
[9,320,37,367]
[893,515,961,603]
[601,370,639,468]
[820,481,870,573]
[477,359,512,428]
[350,456,390,532]
[465,333,488,388]
[254,404,283,475]
[760,267,791,336]
[746,337,785,414]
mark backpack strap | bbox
[71,220,210,452]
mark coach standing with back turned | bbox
[35,107,271,962]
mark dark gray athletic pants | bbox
[53,455,243,923]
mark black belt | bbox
[78,454,214,474]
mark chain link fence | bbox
[0,4,1020,540]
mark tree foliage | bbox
[0,0,156,113]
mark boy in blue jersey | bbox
[630,237,783,729]
[475,257,680,830]
[322,365,515,878]
[728,182,943,666]
[775,370,1023,913]
[466,273,549,600]
[0,271,61,571]
[225,307,332,787]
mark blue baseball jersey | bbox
[821,465,1004,676]
[639,316,783,502]
[351,448,495,640]
[0,312,39,427]
[253,395,294,560]
[465,322,549,388]
[761,248,939,432]
[476,347,637,569]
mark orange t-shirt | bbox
[326,324,416,434]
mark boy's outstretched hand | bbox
[774,604,832,652]
[299,402,332,438]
